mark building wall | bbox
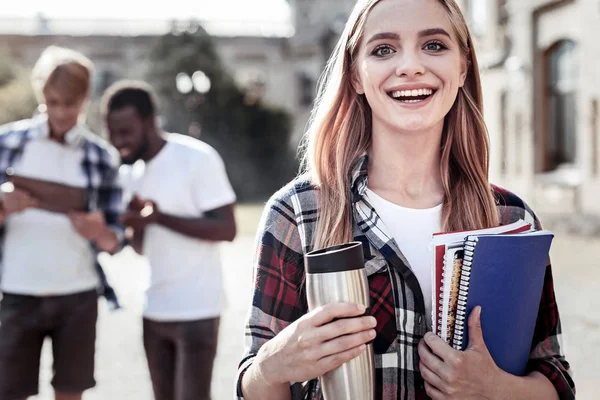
[478,0,600,216]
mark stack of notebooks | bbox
[431,219,554,376]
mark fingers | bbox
[418,338,445,377]
[308,303,366,327]
[120,211,137,224]
[316,343,367,373]
[423,332,455,362]
[419,361,445,394]
[316,314,377,342]
[140,204,154,218]
[129,195,146,211]
[424,380,444,400]
[294,303,376,364]
[317,326,376,358]
[467,306,484,350]
[3,189,38,213]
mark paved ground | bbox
[32,223,599,399]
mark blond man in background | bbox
[0,46,123,400]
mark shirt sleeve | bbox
[526,213,576,400]
[97,156,125,250]
[191,145,236,213]
[235,192,311,399]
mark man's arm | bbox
[122,202,237,243]
[155,203,236,242]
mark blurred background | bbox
[0,0,599,399]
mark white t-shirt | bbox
[119,133,236,321]
[365,189,441,320]
[1,123,98,296]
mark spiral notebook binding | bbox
[451,235,479,350]
[438,249,463,343]
[438,261,449,335]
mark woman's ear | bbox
[351,69,365,95]
[459,58,469,88]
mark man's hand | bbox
[69,210,118,253]
[418,306,504,399]
[69,210,107,241]
[121,195,159,231]
[125,226,145,255]
[1,183,38,215]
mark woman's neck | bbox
[368,123,445,209]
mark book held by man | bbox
[1,168,88,214]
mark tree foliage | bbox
[0,50,37,126]
[146,23,296,201]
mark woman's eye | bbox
[373,46,394,57]
[424,41,446,51]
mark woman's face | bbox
[352,0,468,136]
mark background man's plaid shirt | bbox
[0,117,124,309]
[236,155,575,400]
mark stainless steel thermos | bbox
[304,241,375,400]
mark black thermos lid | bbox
[304,241,365,274]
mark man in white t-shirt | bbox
[102,80,236,400]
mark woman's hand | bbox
[418,306,504,399]
[255,302,377,387]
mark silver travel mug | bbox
[304,241,375,400]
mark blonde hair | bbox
[301,0,499,249]
[31,46,93,103]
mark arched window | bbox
[544,40,578,171]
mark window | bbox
[466,0,489,36]
[497,0,509,25]
[298,73,315,107]
[544,40,578,171]
[515,112,523,175]
[592,99,598,176]
[500,91,508,174]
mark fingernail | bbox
[357,304,366,312]
[369,329,376,338]
[369,316,377,326]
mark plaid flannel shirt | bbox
[0,116,124,309]
[236,155,575,400]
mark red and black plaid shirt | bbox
[236,155,575,400]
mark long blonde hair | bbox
[300,0,499,249]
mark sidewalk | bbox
[32,219,599,399]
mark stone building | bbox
[472,0,600,217]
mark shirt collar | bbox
[30,114,87,147]
[350,153,369,203]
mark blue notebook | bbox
[452,231,553,376]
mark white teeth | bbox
[390,88,434,98]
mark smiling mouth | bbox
[387,88,436,103]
